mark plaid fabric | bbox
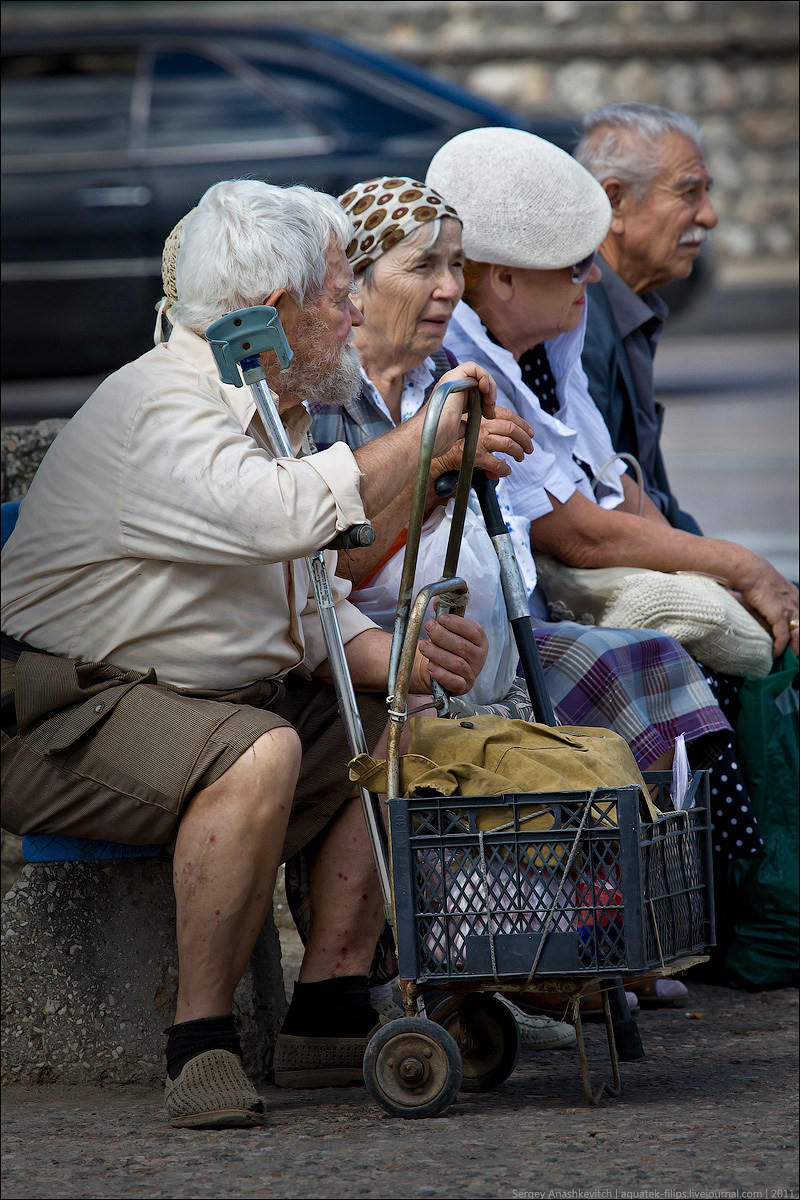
[530,620,731,771]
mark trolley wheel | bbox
[362,1017,463,1119]
[437,993,521,1093]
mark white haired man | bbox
[0,179,491,1129]
[574,102,717,533]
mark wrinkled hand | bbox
[412,612,488,696]
[736,560,799,658]
[428,362,497,459]
[433,406,534,482]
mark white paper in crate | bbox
[354,496,518,705]
[421,854,572,967]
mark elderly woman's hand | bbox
[734,562,799,658]
[433,405,534,483]
[412,611,489,696]
[429,362,497,459]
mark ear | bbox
[264,287,301,339]
[602,178,630,235]
[264,287,287,311]
[489,263,516,302]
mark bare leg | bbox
[297,695,429,983]
[173,726,302,1023]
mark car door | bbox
[1,49,155,378]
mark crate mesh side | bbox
[400,787,712,983]
[641,806,710,964]
[410,794,628,978]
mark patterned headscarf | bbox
[339,176,460,273]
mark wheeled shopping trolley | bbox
[359,376,716,1117]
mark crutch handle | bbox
[206,305,293,383]
[206,307,376,554]
[434,469,460,499]
[326,524,376,550]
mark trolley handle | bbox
[385,378,483,800]
[388,378,483,699]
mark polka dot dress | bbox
[703,669,763,861]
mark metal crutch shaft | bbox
[205,307,392,918]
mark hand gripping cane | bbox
[205,306,393,921]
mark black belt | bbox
[1,631,49,663]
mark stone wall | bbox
[3,0,795,271]
[275,0,800,269]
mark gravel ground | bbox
[2,982,797,1200]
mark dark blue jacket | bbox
[583,274,702,536]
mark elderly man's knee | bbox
[249,725,302,770]
[191,725,301,822]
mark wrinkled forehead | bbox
[655,132,711,188]
[383,214,463,264]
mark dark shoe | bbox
[164,1049,265,1128]
[273,1024,381,1088]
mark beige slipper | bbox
[273,1024,382,1088]
[164,1049,265,1128]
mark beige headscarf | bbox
[153,208,197,344]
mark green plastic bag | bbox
[718,649,799,989]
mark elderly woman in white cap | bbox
[426,128,797,667]
[310,173,745,1014]
[426,128,799,1004]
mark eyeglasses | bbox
[571,251,597,285]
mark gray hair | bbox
[356,218,443,288]
[172,179,353,335]
[574,103,705,201]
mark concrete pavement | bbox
[2,983,797,1199]
[655,332,799,582]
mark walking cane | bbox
[205,306,393,918]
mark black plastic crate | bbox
[389,771,714,983]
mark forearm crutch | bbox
[206,306,392,916]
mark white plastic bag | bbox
[353,497,518,705]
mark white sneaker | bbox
[369,982,405,1021]
[498,997,577,1050]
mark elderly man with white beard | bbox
[575,102,718,534]
[1,178,491,1130]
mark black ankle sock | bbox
[280,975,380,1038]
[165,1014,242,1080]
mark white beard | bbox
[277,314,362,408]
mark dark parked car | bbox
[1,24,579,380]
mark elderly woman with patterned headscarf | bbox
[309,173,741,1016]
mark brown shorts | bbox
[1,653,388,862]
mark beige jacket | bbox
[1,322,376,689]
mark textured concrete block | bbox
[1,860,287,1085]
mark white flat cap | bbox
[426,127,611,269]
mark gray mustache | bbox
[678,227,709,246]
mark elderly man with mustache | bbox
[575,102,717,534]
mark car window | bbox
[224,40,442,140]
[1,53,137,157]
[146,51,320,148]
